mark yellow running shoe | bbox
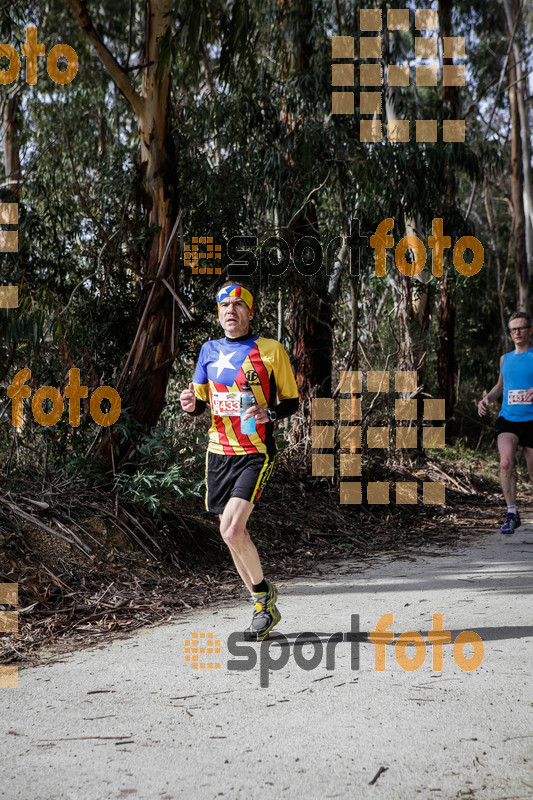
[243,580,281,641]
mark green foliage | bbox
[113,420,205,516]
[0,0,529,484]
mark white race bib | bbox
[508,389,530,405]
[211,391,242,416]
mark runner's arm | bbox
[272,397,298,419]
[485,356,504,402]
[270,341,299,420]
[186,398,207,416]
[478,356,504,415]
[183,345,210,416]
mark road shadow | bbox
[266,625,533,646]
[282,539,533,596]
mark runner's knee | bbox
[220,520,248,547]
[499,457,513,473]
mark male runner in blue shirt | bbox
[180,282,299,639]
[478,311,533,533]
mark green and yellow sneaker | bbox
[243,580,281,641]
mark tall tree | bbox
[67,0,179,465]
[437,0,458,416]
[3,91,21,197]
[501,0,533,277]
[382,19,432,379]
[278,0,333,414]
[501,0,529,310]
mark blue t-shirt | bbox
[500,348,533,422]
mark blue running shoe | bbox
[500,511,521,534]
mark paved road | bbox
[2,523,533,800]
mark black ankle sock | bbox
[252,579,268,594]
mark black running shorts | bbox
[495,416,533,448]
[205,452,276,514]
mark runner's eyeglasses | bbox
[509,326,532,334]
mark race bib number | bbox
[211,391,242,416]
[508,389,530,405]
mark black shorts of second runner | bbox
[205,452,276,514]
[495,416,533,448]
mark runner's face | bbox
[509,320,533,349]
[219,297,253,337]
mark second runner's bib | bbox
[500,348,533,421]
[507,389,530,405]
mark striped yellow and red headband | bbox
[216,284,254,313]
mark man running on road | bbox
[478,311,533,533]
[180,282,299,639]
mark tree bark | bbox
[437,274,455,415]
[396,216,432,376]
[508,45,528,310]
[501,0,529,309]
[383,27,431,377]
[3,92,21,197]
[288,206,332,400]
[501,0,533,280]
[67,0,179,466]
[278,0,333,431]
[437,0,457,415]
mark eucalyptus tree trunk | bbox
[383,25,430,376]
[3,92,21,196]
[396,217,432,377]
[67,0,178,466]
[279,0,332,435]
[437,0,457,417]
[501,0,529,309]
[508,44,529,310]
[501,0,533,280]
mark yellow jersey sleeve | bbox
[256,338,298,401]
[192,343,210,403]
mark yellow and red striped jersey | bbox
[192,334,298,455]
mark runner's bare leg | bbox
[523,446,533,484]
[218,497,264,592]
[497,432,519,506]
[218,520,254,591]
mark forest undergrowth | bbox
[1,436,526,668]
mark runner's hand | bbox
[525,388,533,402]
[477,396,489,416]
[242,403,269,424]
[180,382,196,412]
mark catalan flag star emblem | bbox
[217,286,231,301]
[212,349,236,378]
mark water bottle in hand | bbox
[240,381,256,435]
